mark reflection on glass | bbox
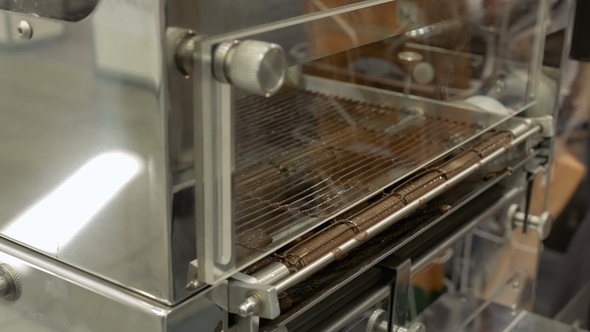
[5,152,142,253]
[197,0,548,281]
[233,3,542,263]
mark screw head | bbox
[17,21,33,40]
[185,280,200,290]
[238,294,263,317]
[513,281,520,291]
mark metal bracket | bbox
[523,158,546,175]
[530,115,555,138]
[186,260,202,291]
[228,273,281,320]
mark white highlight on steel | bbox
[5,151,142,253]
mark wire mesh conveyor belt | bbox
[274,131,513,272]
[234,89,478,254]
[245,124,540,299]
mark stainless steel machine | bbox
[0,0,579,331]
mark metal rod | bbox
[459,234,472,294]
[275,254,335,293]
[272,125,541,293]
[251,263,290,285]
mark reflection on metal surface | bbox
[0,0,99,21]
[0,263,21,302]
[0,0,181,302]
[0,13,64,45]
[0,237,222,332]
[5,152,142,253]
[92,2,162,87]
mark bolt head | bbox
[513,281,520,291]
[238,295,262,317]
[17,21,33,40]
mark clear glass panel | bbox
[416,269,530,331]
[410,262,448,317]
[458,226,540,311]
[411,215,542,331]
[196,0,548,283]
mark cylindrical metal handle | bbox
[213,40,287,96]
[506,204,553,240]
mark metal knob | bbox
[366,309,426,332]
[238,295,262,317]
[506,204,553,240]
[213,40,287,96]
[367,309,388,332]
[0,264,22,302]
